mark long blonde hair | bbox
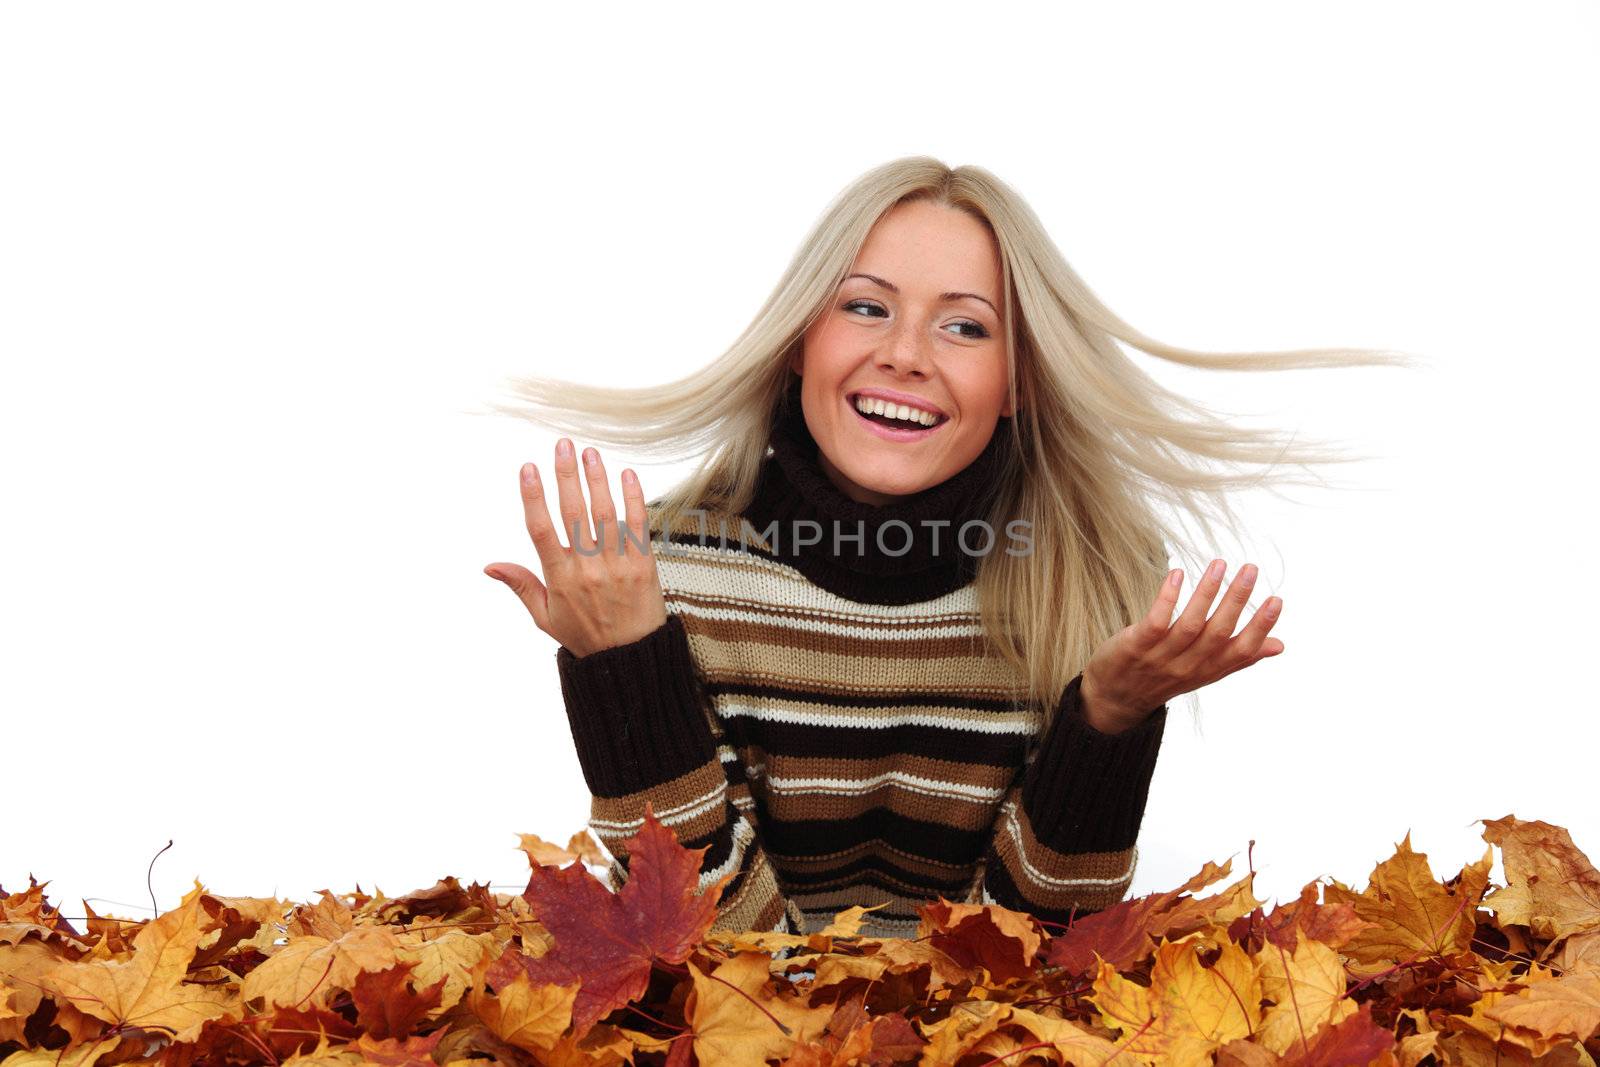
[475,156,1424,731]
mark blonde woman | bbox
[480,158,1417,939]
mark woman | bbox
[479,158,1416,939]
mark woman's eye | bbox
[842,300,990,339]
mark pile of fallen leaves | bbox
[2,813,1597,1067]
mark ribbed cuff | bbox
[555,613,719,799]
[1019,672,1168,853]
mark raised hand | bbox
[483,437,669,659]
[1078,560,1284,733]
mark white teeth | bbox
[853,395,940,427]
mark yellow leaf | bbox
[240,924,400,1011]
[1256,934,1358,1056]
[1484,965,1600,1049]
[35,881,236,1044]
[686,952,832,1067]
[1322,832,1476,976]
[468,966,577,1054]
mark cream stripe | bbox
[716,699,1039,735]
[673,600,987,641]
[999,798,1139,888]
[767,771,1006,805]
[589,781,724,831]
[697,815,755,894]
[656,551,981,618]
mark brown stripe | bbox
[990,800,1139,912]
[757,779,999,832]
[764,753,1016,795]
[589,762,727,848]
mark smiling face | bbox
[789,198,1016,506]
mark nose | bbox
[877,320,934,378]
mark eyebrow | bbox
[843,272,999,317]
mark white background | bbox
[3,2,1595,927]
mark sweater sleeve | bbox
[974,670,1168,924]
[554,611,804,935]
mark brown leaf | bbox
[1481,815,1600,943]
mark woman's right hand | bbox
[483,437,669,659]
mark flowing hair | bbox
[472,156,1426,732]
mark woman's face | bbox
[791,198,1015,506]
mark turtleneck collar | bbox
[742,379,1014,605]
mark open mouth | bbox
[847,393,949,434]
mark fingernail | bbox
[521,463,535,487]
[1208,559,1224,581]
[557,439,572,459]
[1241,564,1257,587]
[583,447,597,468]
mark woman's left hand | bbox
[1078,560,1284,733]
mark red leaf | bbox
[1282,1000,1396,1067]
[350,959,447,1040]
[484,803,730,1038]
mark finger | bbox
[580,446,621,558]
[518,462,568,571]
[483,561,551,632]
[552,438,595,554]
[1131,568,1185,649]
[1226,595,1284,664]
[1162,557,1229,656]
[620,467,651,558]
[1204,562,1259,647]
[1215,598,1285,679]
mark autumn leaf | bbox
[33,880,236,1044]
[349,959,446,1039]
[917,898,1043,983]
[1321,831,1480,977]
[8,811,1600,1066]
[483,803,728,1038]
[1046,857,1259,975]
[1088,933,1262,1063]
[1255,932,1357,1056]
[685,951,832,1065]
[1481,815,1600,943]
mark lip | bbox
[848,387,949,419]
[845,393,948,441]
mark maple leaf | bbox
[1482,963,1600,1051]
[34,880,236,1045]
[484,803,729,1039]
[1227,881,1376,954]
[239,923,401,1011]
[1280,999,1394,1066]
[1088,932,1262,1062]
[349,959,446,1039]
[686,951,833,1065]
[917,898,1043,983]
[1321,832,1479,977]
[351,1028,445,1067]
[1481,814,1600,943]
[466,944,578,1054]
[1045,857,1256,975]
[1256,933,1357,1057]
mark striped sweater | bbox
[555,384,1169,940]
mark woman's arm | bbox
[555,611,802,935]
[974,671,1168,924]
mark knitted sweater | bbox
[555,385,1169,940]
